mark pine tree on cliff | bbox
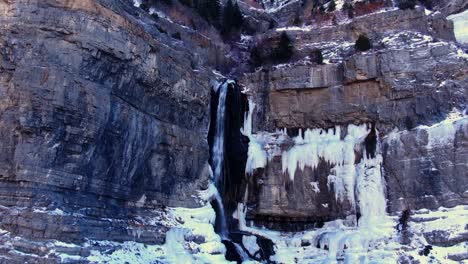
[328,0,336,12]
[310,48,323,64]
[397,0,416,10]
[197,0,221,24]
[274,32,294,62]
[355,35,372,52]
[343,1,354,19]
[250,45,263,67]
[179,0,193,6]
[222,0,243,35]
[419,0,433,10]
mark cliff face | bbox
[236,2,468,261]
[0,0,467,263]
[239,5,467,223]
[0,0,223,261]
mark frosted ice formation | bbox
[242,99,269,175]
[281,125,369,181]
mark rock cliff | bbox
[0,0,225,262]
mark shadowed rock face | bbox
[0,0,218,250]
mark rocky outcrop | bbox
[433,0,468,16]
[0,0,225,261]
[384,117,468,213]
[243,35,467,132]
[259,6,455,47]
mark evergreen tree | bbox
[355,35,372,51]
[293,15,301,26]
[397,0,416,10]
[140,1,150,12]
[222,0,243,34]
[343,1,354,19]
[250,46,263,67]
[310,48,323,64]
[328,0,336,12]
[179,0,193,6]
[274,32,294,62]
[419,0,433,10]
[196,0,221,24]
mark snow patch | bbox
[415,109,466,148]
[132,0,141,7]
[448,10,468,44]
[242,236,260,256]
[385,109,467,150]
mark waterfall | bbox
[233,242,250,261]
[210,80,252,263]
[212,81,229,187]
[211,81,230,239]
[213,193,228,239]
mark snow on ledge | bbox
[385,108,467,149]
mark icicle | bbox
[245,139,267,175]
[242,98,268,175]
[241,99,255,137]
[281,124,370,181]
[356,133,388,228]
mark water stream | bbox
[211,80,250,262]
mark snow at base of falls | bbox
[14,204,465,263]
[233,201,396,263]
[233,203,468,263]
[85,203,230,264]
